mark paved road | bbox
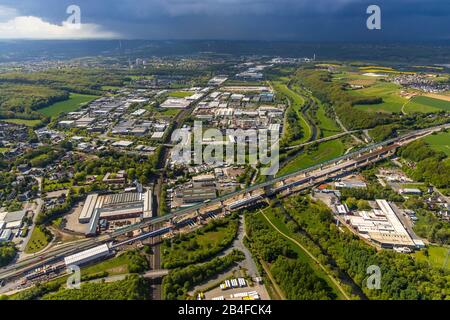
[390,202,423,242]
[335,115,364,144]
[220,214,260,279]
[285,130,359,150]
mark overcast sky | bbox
[0,0,449,40]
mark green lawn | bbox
[1,118,42,127]
[423,132,450,156]
[168,91,193,98]
[24,227,50,254]
[272,82,312,145]
[38,93,98,117]
[315,102,342,137]
[101,86,122,91]
[406,96,450,113]
[80,252,137,276]
[350,82,407,113]
[277,139,345,177]
[414,246,450,270]
[150,105,181,118]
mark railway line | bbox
[1,123,448,285]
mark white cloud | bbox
[0,5,120,39]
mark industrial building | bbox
[346,199,416,248]
[64,243,111,267]
[179,187,217,204]
[0,209,27,242]
[79,189,153,236]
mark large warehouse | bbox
[79,189,153,236]
[64,243,111,267]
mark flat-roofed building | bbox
[79,191,156,235]
[192,174,216,187]
[347,199,415,249]
[180,187,217,204]
[0,229,12,242]
[143,189,153,220]
[79,194,99,223]
[161,98,190,109]
[64,243,110,266]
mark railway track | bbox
[1,123,448,282]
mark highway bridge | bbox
[1,123,448,283]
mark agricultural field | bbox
[405,96,450,113]
[0,118,42,127]
[333,72,378,86]
[38,93,98,117]
[358,66,415,75]
[277,139,345,177]
[350,81,407,113]
[423,131,450,156]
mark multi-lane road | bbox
[1,123,448,285]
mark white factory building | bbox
[64,244,111,267]
[79,189,153,236]
[346,199,416,248]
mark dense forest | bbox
[0,68,125,120]
[0,243,16,268]
[162,250,244,300]
[398,139,450,189]
[41,275,150,300]
[244,211,337,300]
[0,83,68,119]
[162,215,239,269]
[291,69,391,130]
[270,256,335,300]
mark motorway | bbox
[1,123,448,283]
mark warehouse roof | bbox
[64,243,110,266]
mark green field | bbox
[168,91,193,98]
[315,102,342,137]
[414,246,450,270]
[272,82,312,145]
[149,105,181,118]
[350,82,407,113]
[423,132,450,156]
[161,218,237,268]
[1,118,42,127]
[38,93,98,117]
[406,96,450,113]
[277,139,345,176]
[24,227,50,254]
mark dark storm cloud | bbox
[0,0,449,40]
